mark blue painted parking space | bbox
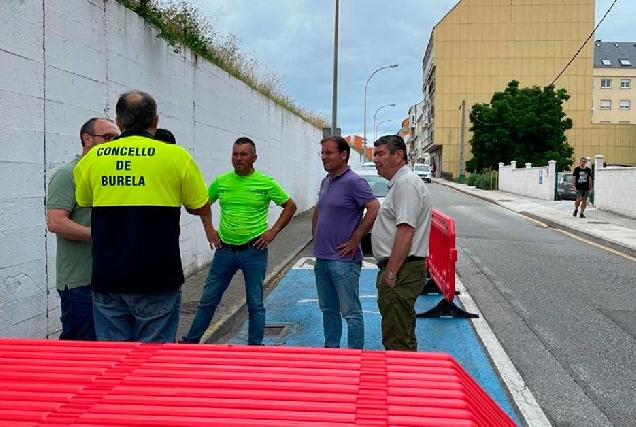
[228,258,520,424]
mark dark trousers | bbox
[376,261,426,351]
[58,285,96,341]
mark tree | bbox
[467,80,574,172]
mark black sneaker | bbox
[580,213,586,218]
[573,210,578,217]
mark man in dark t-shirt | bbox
[571,156,593,218]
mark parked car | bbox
[359,161,376,170]
[413,163,432,182]
[355,169,388,255]
[556,172,576,200]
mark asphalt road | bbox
[430,183,636,427]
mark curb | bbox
[522,212,636,259]
[200,239,313,344]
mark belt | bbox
[220,236,262,251]
[376,256,424,270]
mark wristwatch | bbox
[385,271,397,280]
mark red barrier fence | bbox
[0,339,516,426]
[417,208,478,318]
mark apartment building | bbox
[421,0,636,177]
[405,101,426,162]
[593,41,636,125]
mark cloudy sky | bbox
[189,0,634,138]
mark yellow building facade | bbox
[422,0,636,176]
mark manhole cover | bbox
[264,323,293,337]
[181,301,199,315]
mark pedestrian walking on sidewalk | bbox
[181,137,297,345]
[572,156,593,218]
[74,90,212,343]
[312,136,380,349]
[47,117,120,341]
[371,135,432,351]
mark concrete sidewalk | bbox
[435,178,636,258]
[177,208,314,343]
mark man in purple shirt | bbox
[312,136,380,349]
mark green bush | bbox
[489,171,499,190]
[467,173,478,186]
[474,174,487,189]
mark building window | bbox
[601,59,612,66]
[619,100,631,110]
[619,59,632,66]
[600,100,611,110]
[600,79,612,88]
[621,79,631,89]
[619,121,631,124]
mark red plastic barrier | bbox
[426,208,457,303]
[0,339,516,426]
[419,208,477,318]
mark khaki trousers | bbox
[376,260,426,351]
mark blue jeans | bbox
[58,285,96,341]
[92,289,181,343]
[314,259,364,349]
[183,246,268,345]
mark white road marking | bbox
[297,295,377,304]
[292,257,378,269]
[456,275,552,427]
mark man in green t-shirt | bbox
[182,137,297,345]
[46,117,119,340]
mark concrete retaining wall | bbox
[0,0,350,338]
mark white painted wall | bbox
[592,155,636,218]
[0,0,346,338]
[497,156,636,219]
[498,160,556,201]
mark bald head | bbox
[115,90,158,132]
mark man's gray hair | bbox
[116,90,157,131]
[374,134,408,162]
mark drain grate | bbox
[585,221,608,225]
[264,323,293,337]
[181,301,199,315]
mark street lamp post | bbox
[363,64,398,148]
[375,119,393,142]
[331,0,339,136]
[372,103,395,147]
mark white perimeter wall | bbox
[0,0,356,338]
[498,160,556,201]
[593,156,636,218]
[498,156,636,219]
